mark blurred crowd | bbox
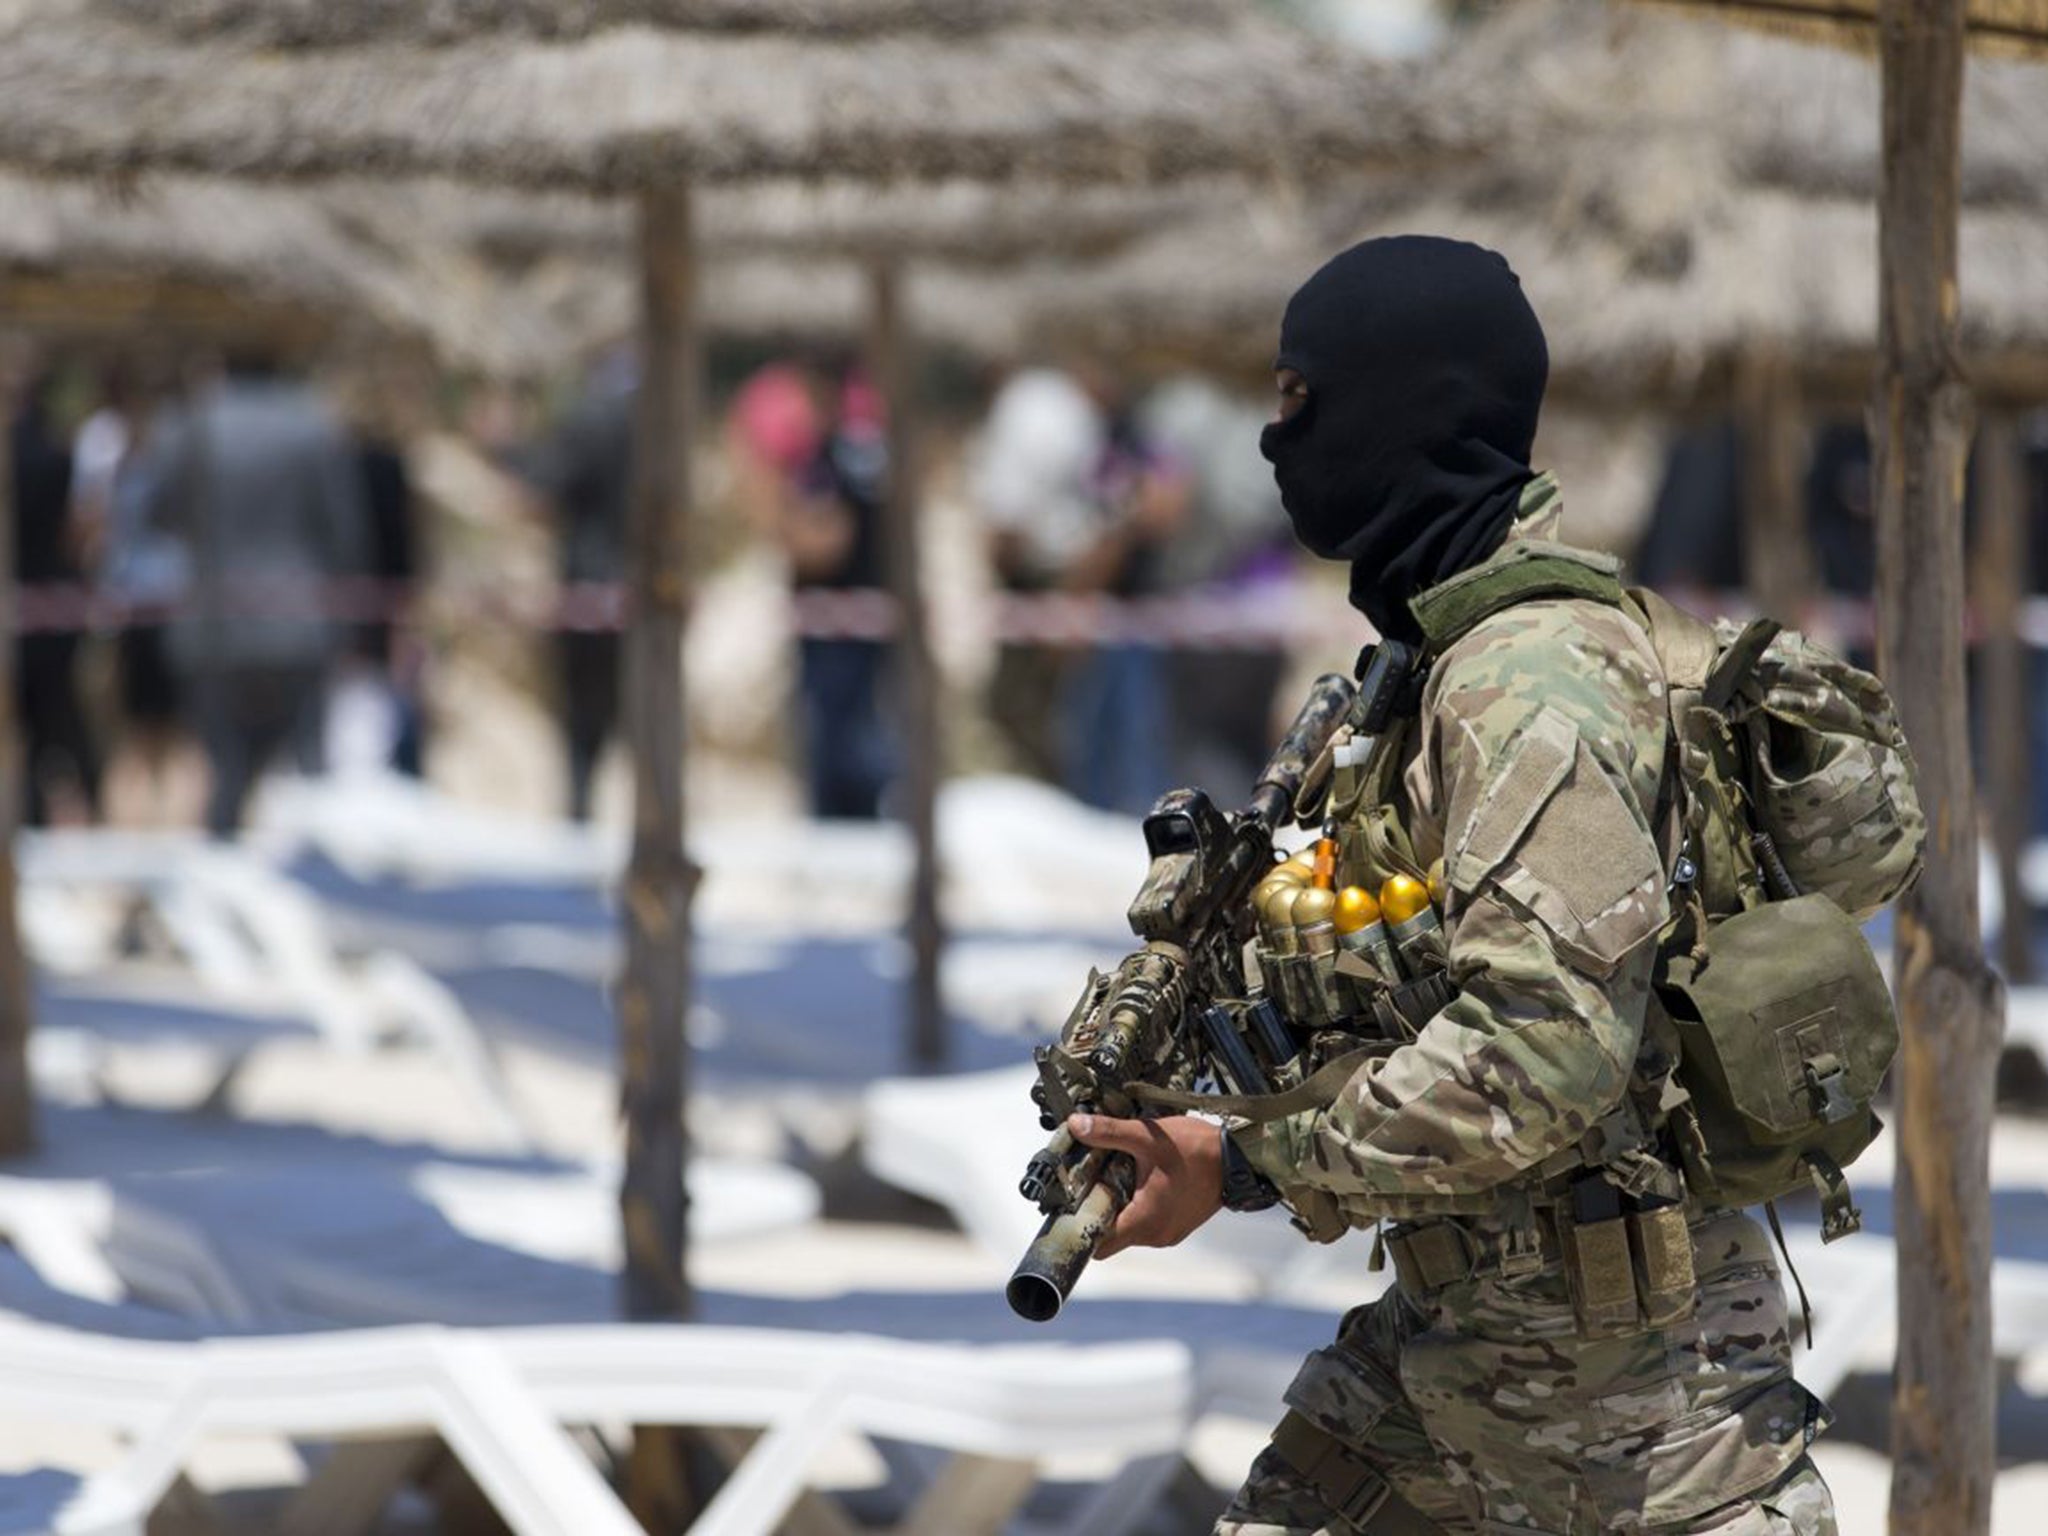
[10,349,421,837]
[14,340,2048,842]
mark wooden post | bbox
[1874,5,2001,1533]
[620,186,700,1532]
[1736,347,1815,620]
[867,261,945,1069]
[0,344,35,1158]
[1975,411,2032,982]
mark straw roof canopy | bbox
[1022,0,2048,402]
[425,176,1229,268]
[0,2,1456,193]
[0,169,525,363]
[117,0,1237,47]
[470,249,1025,372]
[1637,0,2048,58]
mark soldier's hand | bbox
[1066,1112,1223,1258]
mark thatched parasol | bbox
[117,0,1242,47]
[0,2,1455,190]
[337,172,1235,372]
[0,170,544,364]
[1019,0,2048,397]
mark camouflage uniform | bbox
[1223,477,1837,1534]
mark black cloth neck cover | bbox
[1260,235,1549,644]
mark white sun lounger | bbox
[20,833,539,1150]
[0,1315,1191,1536]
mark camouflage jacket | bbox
[1233,475,1672,1223]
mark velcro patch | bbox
[1450,705,1577,897]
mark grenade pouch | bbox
[1656,891,1893,1236]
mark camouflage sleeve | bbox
[1233,602,1671,1208]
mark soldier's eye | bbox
[1274,368,1309,423]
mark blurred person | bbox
[975,364,1190,813]
[136,348,368,837]
[523,348,633,823]
[80,360,200,825]
[331,363,427,777]
[1631,417,1744,604]
[731,359,894,820]
[11,364,101,824]
[974,367,1102,784]
[1804,420,1876,601]
[1138,376,1300,803]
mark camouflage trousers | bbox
[1217,1210,1836,1534]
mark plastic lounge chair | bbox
[0,1472,131,1536]
[0,1100,817,1326]
[253,768,621,888]
[0,1313,1191,1536]
[20,834,539,1150]
[97,1157,817,1331]
[0,1155,1248,1535]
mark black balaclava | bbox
[1259,235,1549,643]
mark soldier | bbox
[1067,237,1839,1533]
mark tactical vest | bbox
[1378,544,1922,1242]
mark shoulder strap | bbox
[1410,547,1625,656]
[1625,585,1718,691]
[1128,1046,1383,1121]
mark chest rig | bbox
[1264,548,1703,1337]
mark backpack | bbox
[1414,551,1925,1239]
[1626,588,1923,1239]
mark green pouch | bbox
[1657,893,1895,1223]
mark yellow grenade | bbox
[1381,873,1447,971]
[1258,881,1306,956]
[1291,886,1338,957]
[1333,885,1399,981]
[1333,885,1379,936]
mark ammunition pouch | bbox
[1382,1211,1556,1295]
[1386,1187,1703,1340]
[1373,971,1455,1039]
[1656,891,1892,1234]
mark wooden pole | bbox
[1736,347,1815,620]
[0,343,35,1158]
[1874,4,2001,1532]
[620,186,700,1530]
[1975,412,2032,983]
[867,261,946,1069]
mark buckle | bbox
[1498,1222,1546,1279]
[1802,1055,1856,1125]
[1803,1150,1863,1243]
[1271,1411,1391,1528]
[1333,1465,1392,1527]
[1668,851,1699,894]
